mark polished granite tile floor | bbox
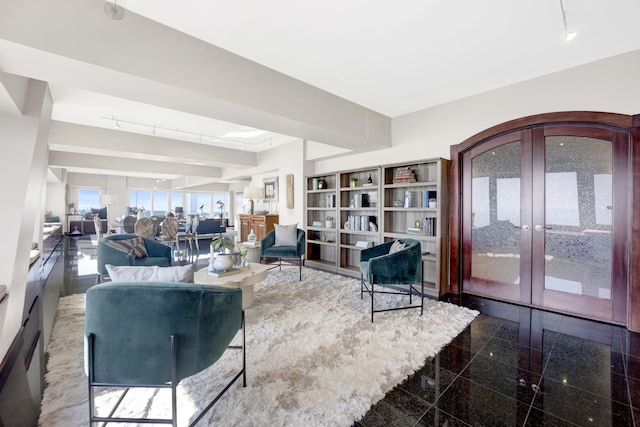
[356,295,640,426]
[58,237,640,426]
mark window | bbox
[186,193,211,216]
[77,189,101,214]
[171,192,184,211]
[130,191,151,216]
[152,191,169,216]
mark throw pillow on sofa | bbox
[388,240,406,254]
[274,223,298,246]
[108,236,149,259]
[105,264,194,283]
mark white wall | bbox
[228,139,306,228]
[314,49,640,173]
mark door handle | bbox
[534,224,552,231]
[514,224,529,230]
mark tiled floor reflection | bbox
[355,295,640,427]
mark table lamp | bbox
[243,187,261,215]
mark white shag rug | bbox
[39,268,478,426]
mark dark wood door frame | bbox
[449,111,640,332]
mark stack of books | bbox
[406,227,421,235]
[393,167,417,183]
[208,268,240,277]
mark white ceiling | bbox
[6,0,640,183]
[115,0,640,117]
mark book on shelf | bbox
[406,227,421,235]
[208,268,240,278]
[393,167,417,183]
[421,217,437,237]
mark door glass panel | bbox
[544,137,612,298]
[471,141,521,284]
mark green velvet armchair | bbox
[260,228,306,280]
[85,281,245,426]
[97,234,172,282]
[359,238,423,322]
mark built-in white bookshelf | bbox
[305,158,449,296]
[381,158,449,296]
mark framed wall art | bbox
[286,174,294,209]
[263,176,279,202]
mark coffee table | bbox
[194,263,270,309]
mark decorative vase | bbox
[325,221,333,228]
[213,254,233,271]
[247,229,257,243]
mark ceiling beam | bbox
[0,71,29,116]
[0,0,391,153]
[48,121,256,168]
[48,150,222,180]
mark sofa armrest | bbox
[97,242,135,275]
[143,237,173,260]
[261,230,276,248]
[360,240,393,263]
[296,229,306,256]
[367,247,422,285]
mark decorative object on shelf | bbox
[415,219,421,228]
[369,222,378,232]
[243,186,261,215]
[312,177,318,190]
[317,179,326,189]
[367,174,373,184]
[350,177,358,188]
[312,221,323,227]
[393,200,403,207]
[286,174,294,209]
[325,216,334,228]
[247,229,257,243]
[429,198,437,208]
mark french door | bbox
[462,126,628,323]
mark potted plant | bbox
[216,200,225,218]
[211,236,234,254]
[210,236,235,271]
[428,198,437,208]
[350,177,358,188]
[325,216,334,228]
